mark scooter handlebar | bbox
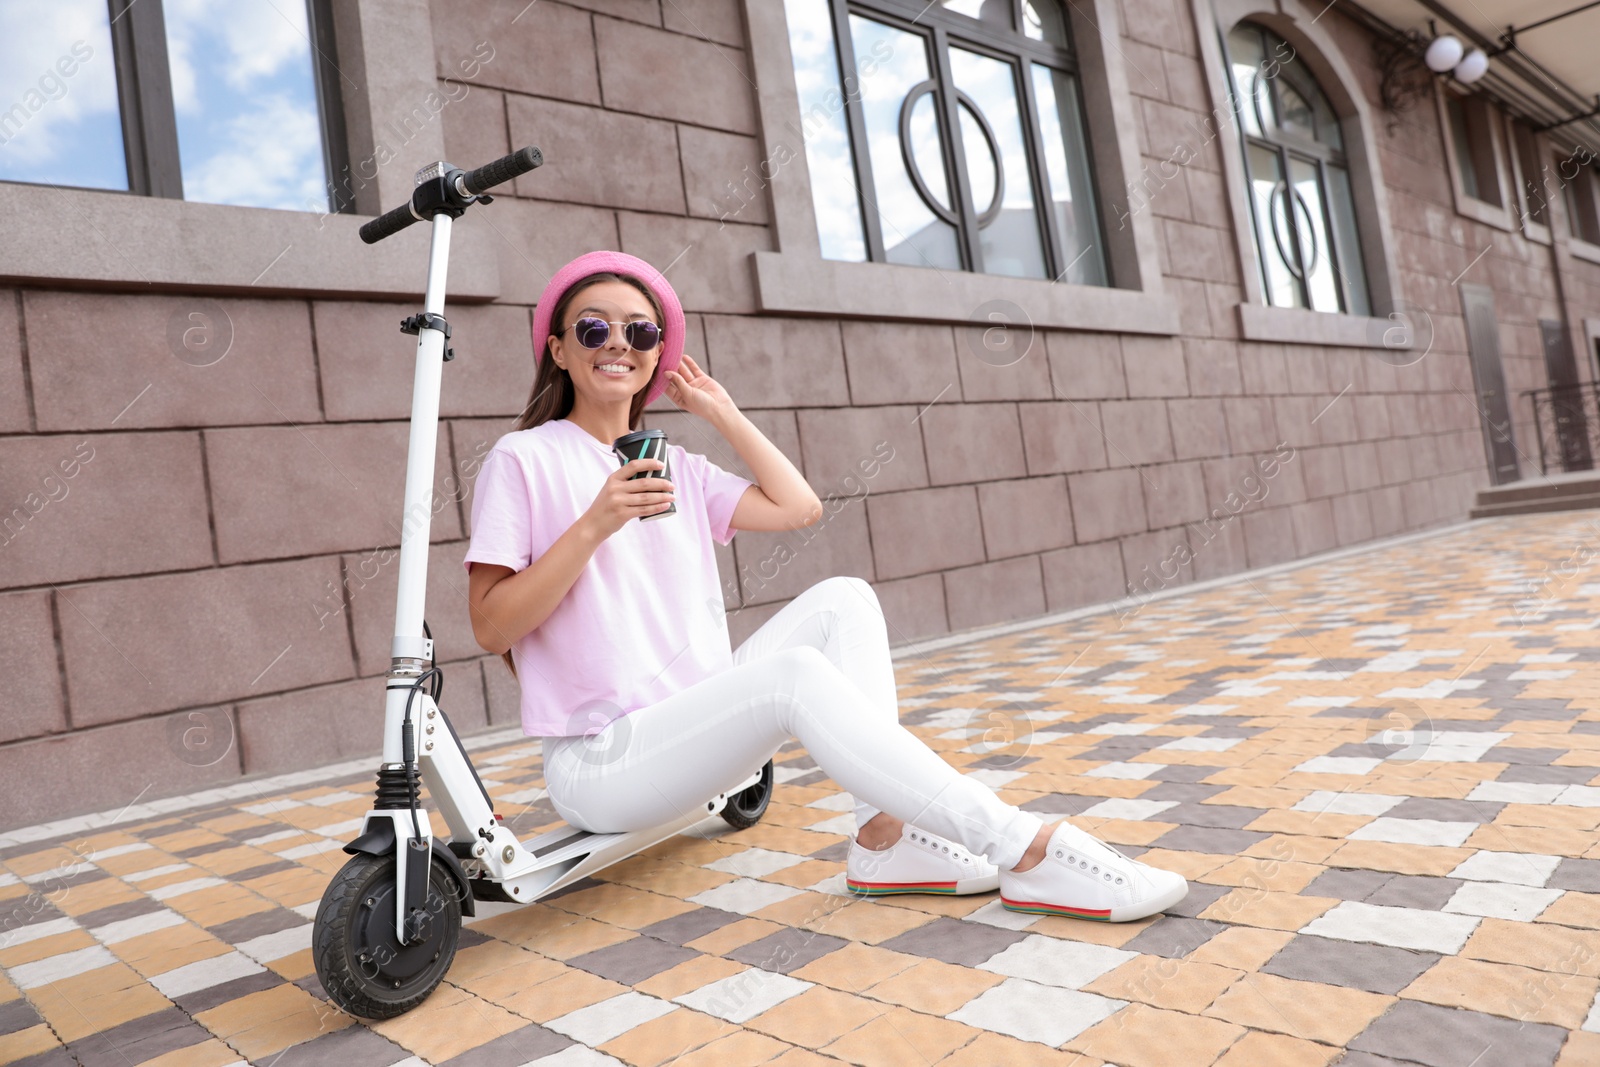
[359,202,420,245]
[461,145,543,196]
[358,147,543,244]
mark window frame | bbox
[1192,0,1411,349]
[1435,82,1517,231]
[0,0,500,300]
[1506,117,1553,245]
[1554,145,1600,265]
[745,0,1177,335]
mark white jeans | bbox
[542,576,1044,870]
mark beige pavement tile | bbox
[1557,1031,1600,1066]
[1068,1002,1246,1067]
[1199,889,1338,931]
[1462,918,1600,974]
[685,917,786,955]
[1212,1030,1338,1066]
[862,958,1006,1015]
[599,1006,737,1066]
[0,1025,58,1065]
[788,941,921,993]
[819,1005,978,1066]
[650,1029,794,1066]
[1401,955,1600,1028]
[745,985,888,1048]
[1085,955,1244,1012]
[364,982,521,1061]
[636,954,750,999]
[1203,973,1393,1046]
[938,1030,1099,1065]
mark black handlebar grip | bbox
[461,146,543,196]
[359,201,420,244]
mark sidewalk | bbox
[5,512,1600,1066]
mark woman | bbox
[463,250,1187,922]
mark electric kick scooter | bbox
[312,148,776,1020]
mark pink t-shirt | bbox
[462,417,755,737]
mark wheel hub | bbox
[354,880,450,986]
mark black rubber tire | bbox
[720,759,774,829]
[312,850,462,1020]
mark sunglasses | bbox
[560,316,662,353]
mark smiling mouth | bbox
[593,361,634,375]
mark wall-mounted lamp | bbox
[1422,31,1490,83]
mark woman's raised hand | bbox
[582,458,675,539]
[664,353,736,423]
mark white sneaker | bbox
[846,824,1000,896]
[1000,821,1188,922]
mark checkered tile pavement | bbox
[8,513,1600,1066]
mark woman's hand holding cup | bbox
[584,458,675,539]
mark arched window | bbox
[782,0,1107,285]
[1223,21,1370,316]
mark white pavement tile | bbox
[544,991,675,1047]
[705,848,807,879]
[977,935,1136,989]
[305,790,364,807]
[22,860,96,884]
[126,864,192,883]
[1467,782,1566,805]
[3,917,79,948]
[807,873,852,897]
[1557,786,1600,807]
[967,769,1030,788]
[1154,737,1242,752]
[1448,851,1562,887]
[1586,987,1600,1034]
[150,877,227,901]
[242,799,304,816]
[290,901,321,921]
[806,814,858,836]
[947,976,1125,1046]
[1086,723,1155,735]
[10,945,119,989]
[1083,763,1163,780]
[279,839,345,861]
[1346,818,1477,848]
[149,950,267,998]
[963,900,1037,931]
[526,1048,627,1067]
[1292,792,1405,816]
[91,909,186,945]
[314,818,365,839]
[673,969,811,1024]
[1378,680,1483,699]
[1288,697,1359,708]
[1292,757,1383,776]
[687,878,805,915]
[88,843,153,860]
[236,924,313,963]
[1442,882,1563,922]
[804,793,857,812]
[244,829,303,847]
[1079,799,1178,822]
[1301,901,1481,954]
[499,786,548,806]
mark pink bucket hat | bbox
[531,250,686,409]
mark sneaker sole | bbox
[847,873,1000,896]
[1000,877,1188,922]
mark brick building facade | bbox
[3,0,1598,830]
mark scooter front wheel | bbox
[721,759,775,829]
[312,850,462,1020]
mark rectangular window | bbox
[0,0,348,213]
[1446,92,1501,207]
[1560,150,1600,245]
[1511,120,1547,226]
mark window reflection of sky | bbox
[0,0,126,190]
[783,0,866,260]
[849,14,960,270]
[163,0,329,212]
[951,46,1045,278]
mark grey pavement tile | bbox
[1164,881,1232,919]
[1120,916,1227,959]
[436,1024,573,1067]
[1347,1001,1566,1066]
[786,770,829,787]
[0,997,42,1036]
[638,906,741,946]
[1137,782,1230,803]
[1363,876,1462,911]
[1198,725,1265,738]
[6,1049,76,1067]
[1262,934,1438,994]
[1497,764,1595,784]
[1151,826,1269,853]
[457,925,493,950]
[1020,794,1103,815]
[65,1007,209,1067]
[1302,869,1393,902]
[207,905,308,944]
[273,1020,417,1067]
[2,901,68,932]
[879,916,1030,966]
[1158,803,1266,829]
[1572,722,1600,734]
[544,876,605,900]
[232,859,303,882]
[729,928,849,974]
[969,754,1039,771]
[1146,765,1223,783]
[807,840,850,862]
[1548,858,1600,893]
[171,969,287,1015]
[1484,701,1576,721]
[1385,798,1503,823]
[1329,743,1399,759]
[568,936,696,985]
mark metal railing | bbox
[1524,383,1599,475]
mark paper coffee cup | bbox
[612,429,675,521]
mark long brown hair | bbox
[498,271,665,680]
